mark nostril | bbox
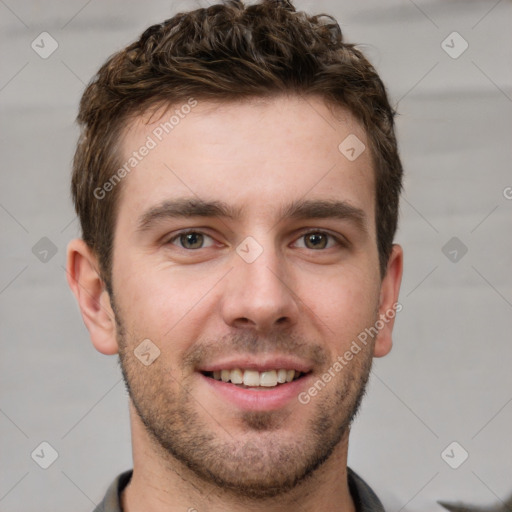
[234,318,250,324]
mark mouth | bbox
[201,368,308,389]
[197,357,315,411]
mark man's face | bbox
[110,95,385,497]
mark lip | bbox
[197,356,313,373]
[199,371,313,411]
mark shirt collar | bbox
[93,467,384,512]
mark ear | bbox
[66,238,119,355]
[373,244,403,358]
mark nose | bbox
[220,240,300,333]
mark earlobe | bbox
[373,244,403,358]
[66,238,119,355]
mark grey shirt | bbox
[92,467,385,511]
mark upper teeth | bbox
[212,369,298,387]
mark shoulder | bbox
[92,469,133,512]
[347,467,385,512]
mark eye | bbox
[167,230,216,250]
[293,230,342,250]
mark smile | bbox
[202,368,306,388]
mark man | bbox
[66,0,403,510]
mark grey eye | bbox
[169,231,215,249]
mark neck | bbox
[121,402,356,512]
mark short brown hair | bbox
[71,0,403,289]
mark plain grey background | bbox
[1,1,511,511]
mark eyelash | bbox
[166,229,346,250]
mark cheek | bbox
[299,267,380,346]
[113,257,219,348]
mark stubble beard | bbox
[114,303,375,500]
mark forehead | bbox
[115,94,375,230]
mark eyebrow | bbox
[136,197,368,234]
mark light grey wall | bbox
[1,1,511,511]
